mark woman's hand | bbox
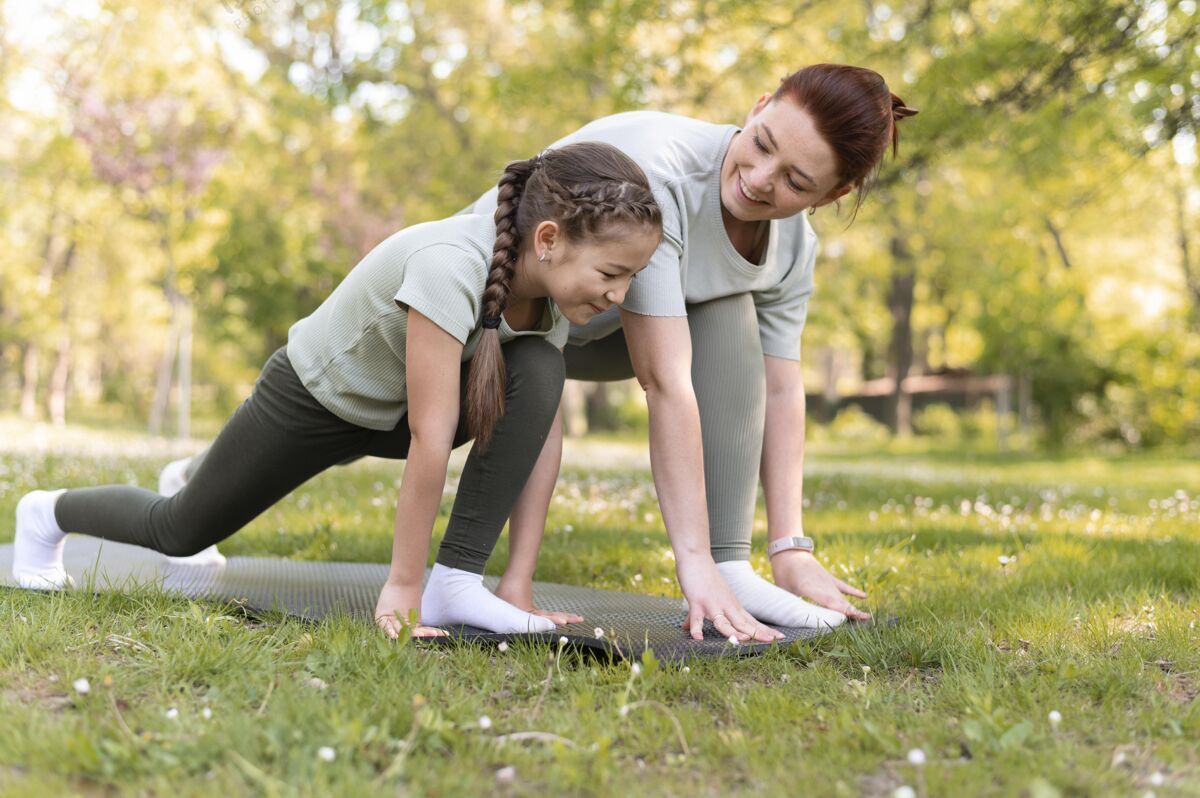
[770,550,871,621]
[676,556,784,643]
[375,581,448,639]
[495,578,584,625]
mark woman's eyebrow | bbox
[761,123,817,187]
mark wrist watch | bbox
[767,535,815,558]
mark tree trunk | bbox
[150,218,181,437]
[585,383,612,431]
[48,335,70,426]
[149,304,179,436]
[176,297,193,439]
[20,344,39,420]
[561,380,588,437]
[1174,179,1199,328]
[885,230,915,436]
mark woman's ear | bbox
[813,183,854,209]
[744,92,772,126]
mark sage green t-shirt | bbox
[286,214,568,431]
[464,111,818,361]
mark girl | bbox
[12,141,697,638]
[449,64,917,638]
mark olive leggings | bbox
[553,293,764,563]
[55,339,565,572]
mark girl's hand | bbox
[495,578,584,625]
[676,557,783,643]
[770,551,871,621]
[375,581,449,639]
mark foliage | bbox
[0,1,1197,448]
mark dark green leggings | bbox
[55,339,564,572]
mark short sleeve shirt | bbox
[462,112,819,361]
[287,214,569,430]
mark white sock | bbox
[158,457,227,567]
[717,560,846,630]
[421,563,556,634]
[13,490,71,590]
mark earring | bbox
[808,206,817,216]
[538,250,548,262]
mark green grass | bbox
[1,440,1198,796]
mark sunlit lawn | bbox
[1,431,1198,796]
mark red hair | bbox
[774,64,917,216]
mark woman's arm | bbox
[760,355,870,620]
[375,309,466,638]
[622,310,780,643]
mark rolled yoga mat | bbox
[0,537,838,663]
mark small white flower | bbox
[907,748,926,766]
[682,666,690,674]
[201,707,213,720]
[631,663,642,676]
[1149,772,1164,786]
[306,677,328,690]
[73,678,90,695]
[165,707,179,720]
[619,704,630,717]
[478,715,492,730]
[1048,710,1062,726]
[317,746,336,762]
[999,555,1011,565]
[862,665,872,675]
[563,524,574,532]
[495,765,516,784]
[780,673,789,683]
[894,787,917,798]
[558,636,568,646]
[728,635,740,646]
[594,627,605,639]
[497,641,508,652]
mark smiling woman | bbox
[445,63,917,643]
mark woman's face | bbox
[541,223,660,326]
[719,94,850,222]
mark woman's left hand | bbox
[770,550,872,621]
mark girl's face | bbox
[539,223,660,326]
[719,94,851,222]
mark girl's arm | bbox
[760,355,869,620]
[620,310,780,643]
[375,308,465,638]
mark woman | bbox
[451,64,917,637]
[13,142,734,639]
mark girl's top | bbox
[287,213,568,430]
[464,111,818,362]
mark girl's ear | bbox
[532,220,560,260]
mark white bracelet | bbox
[766,536,815,558]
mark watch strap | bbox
[767,535,815,557]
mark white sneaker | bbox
[13,489,72,590]
[158,457,227,567]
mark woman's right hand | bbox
[675,557,783,643]
[375,581,448,639]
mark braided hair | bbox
[467,141,662,448]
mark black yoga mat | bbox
[0,537,837,662]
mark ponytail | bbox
[466,156,539,449]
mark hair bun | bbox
[891,93,919,119]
